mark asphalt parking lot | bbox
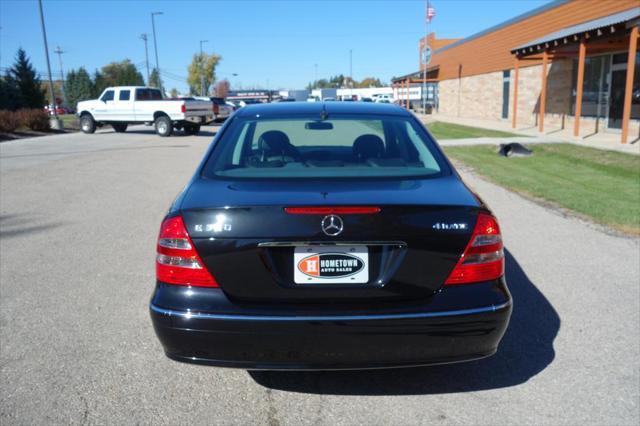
[1,126,638,425]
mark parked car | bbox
[76,86,214,136]
[199,97,233,122]
[374,94,394,103]
[307,96,321,102]
[322,97,336,102]
[149,102,512,370]
[44,104,72,115]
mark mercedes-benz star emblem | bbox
[321,215,344,236]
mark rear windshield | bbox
[203,115,448,179]
[211,98,225,105]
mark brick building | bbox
[392,0,640,143]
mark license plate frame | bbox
[293,245,369,284]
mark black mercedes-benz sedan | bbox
[149,101,512,370]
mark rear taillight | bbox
[156,216,218,287]
[445,213,504,285]
[180,104,186,113]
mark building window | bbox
[571,55,609,118]
[571,52,640,126]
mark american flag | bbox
[426,2,436,22]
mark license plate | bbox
[294,246,368,284]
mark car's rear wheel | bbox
[155,116,173,137]
[112,123,128,133]
[184,124,200,135]
[80,114,96,134]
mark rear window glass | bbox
[136,89,163,101]
[119,90,130,101]
[203,116,447,179]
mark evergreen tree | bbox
[0,72,23,110]
[92,70,107,97]
[149,68,163,89]
[10,48,46,108]
[64,67,93,109]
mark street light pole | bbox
[151,12,163,93]
[140,33,150,84]
[199,40,208,96]
[54,46,65,102]
[37,0,61,128]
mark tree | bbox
[213,79,230,98]
[100,60,144,87]
[149,68,163,89]
[92,70,107,97]
[357,77,384,88]
[187,52,221,95]
[64,67,93,108]
[169,88,179,98]
[10,48,45,108]
[0,72,22,110]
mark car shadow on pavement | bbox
[249,249,560,395]
[121,129,218,137]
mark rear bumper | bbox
[184,115,214,124]
[149,280,512,370]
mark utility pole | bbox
[199,40,208,96]
[54,46,65,102]
[37,0,61,128]
[140,33,150,84]
[151,12,163,93]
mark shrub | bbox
[16,108,50,131]
[0,110,20,133]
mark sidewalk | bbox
[418,113,640,155]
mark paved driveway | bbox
[1,127,638,425]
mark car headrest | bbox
[353,134,384,160]
[258,130,292,154]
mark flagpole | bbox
[422,0,428,113]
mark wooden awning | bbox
[511,8,639,57]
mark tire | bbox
[154,116,173,137]
[184,124,200,135]
[80,114,96,134]
[112,123,128,133]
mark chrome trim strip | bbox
[149,301,511,322]
[257,241,406,248]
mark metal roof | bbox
[391,66,440,82]
[511,7,640,53]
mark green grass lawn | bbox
[59,114,79,130]
[428,121,522,140]
[443,144,640,234]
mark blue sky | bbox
[0,0,550,92]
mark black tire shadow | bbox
[249,249,559,395]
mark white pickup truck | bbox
[76,86,214,136]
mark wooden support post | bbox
[512,57,519,129]
[621,25,639,144]
[539,51,548,133]
[405,79,410,109]
[574,39,586,137]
